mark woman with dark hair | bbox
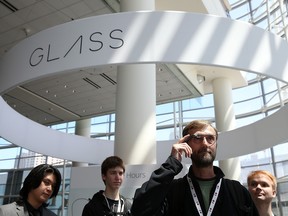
[0,164,62,216]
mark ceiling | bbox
[0,0,242,125]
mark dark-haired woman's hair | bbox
[19,164,61,200]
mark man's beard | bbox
[191,147,216,167]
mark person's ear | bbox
[102,174,106,181]
[272,189,277,197]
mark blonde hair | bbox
[247,170,277,190]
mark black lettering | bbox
[47,44,60,62]
[109,29,124,49]
[89,32,103,52]
[29,47,44,66]
[64,35,83,57]
[29,28,125,67]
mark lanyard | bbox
[187,176,222,216]
[103,194,124,215]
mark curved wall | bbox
[0,11,288,163]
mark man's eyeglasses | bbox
[187,134,217,145]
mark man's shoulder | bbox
[223,178,247,192]
[222,178,258,215]
[223,178,240,183]
[0,202,20,210]
[0,202,25,215]
[222,178,253,205]
[91,191,104,200]
[223,178,245,188]
[84,191,105,207]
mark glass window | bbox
[51,123,69,130]
[195,94,214,108]
[245,72,258,81]
[0,138,11,147]
[275,161,288,179]
[110,122,115,133]
[277,181,288,215]
[182,95,215,111]
[0,148,21,169]
[263,78,278,93]
[236,113,265,127]
[157,128,178,140]
[67,127,75,134]
[0,172,8,196]
[234,97,263,115]
[233,82,262,103]
[91,115,111,124]
[230,1,251,21]
[273,143,288,163]
[156,102,174,114]
[265,91,280,107]
[91,123,110,135]
[182,107,215,122]
[157,113,175,127]
[67,122,75,127]
[240,148,272,166]
[0,148,21,160]
[267,107,280,116]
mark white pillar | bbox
[212,77,241,180]
[73,119,91,167]
[115,0,156,164]
[115,64,156,164]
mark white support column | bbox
[115,64,156,164]
[115,0,156,164]
[212,77,241,180]
[73,119,91,167]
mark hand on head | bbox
[171,135,193,162]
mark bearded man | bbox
[131,120,259,216]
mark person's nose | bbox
[46,184,53,192]
[202,137,210,146]
[115,173,121,179]
[255,184,262,190]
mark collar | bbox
[188,165,225,180]
[24,200,43,216]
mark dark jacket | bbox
[82,190,132,216]
[0,201,56,216]
[131,156,259,216]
